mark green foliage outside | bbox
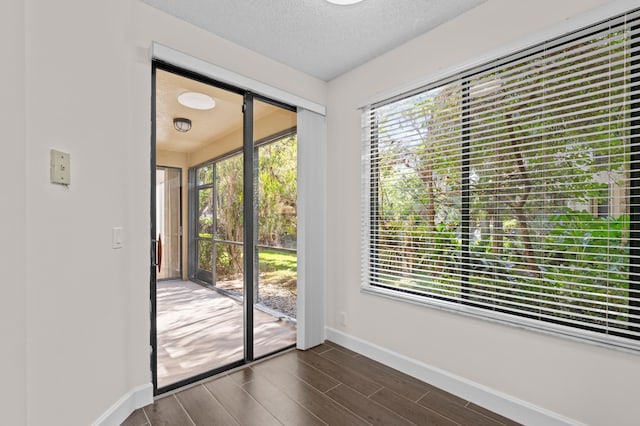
[258,249,297,293]
[198,237,212,272]
[258,136,297,249]
[196,135,298,290]
[372,29,634,331]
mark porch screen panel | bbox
[362,10,640,346]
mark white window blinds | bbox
[362,9,640,348]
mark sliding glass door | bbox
[253,118,298,358]
[152,62,298,394]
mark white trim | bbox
[151,42,326,116]
[92,383,153,426]
[296,109,327,349]
[358,0,640,108]
[361,285,640,354]
[325,328,585,426]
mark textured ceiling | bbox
[143,0,486,81]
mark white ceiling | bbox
[143,0,486,81]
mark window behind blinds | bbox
[362,9,640,349]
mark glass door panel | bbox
[197,164,213,185]
[214,154,244,243]
[154,68,247,392]
[213,153,244,297]
[253,100,298,358]
[215,242,244,295]
[195,187,213,283]
[156,166,182,281]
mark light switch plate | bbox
[112,227,124,249]
[50,149,71,185]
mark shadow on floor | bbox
[156,280,296,388]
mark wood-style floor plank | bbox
[321,347,433,401]
[466,402,522,426]
[424,387,468,408]
[323,340,360,357]
[227,367,256,385]
[123,341,520,426]
[418,392,504,426]
[296,349,383,397]
[370,387,458,426]
[241,376,327,426]
[120,408,148,426]
[326,383,416,426]
[255,350,339,392]
[253,361,370,426]
[174,384,239,426]
[143,396,194,426]
[204,375,280,426]
[308,343,334,355]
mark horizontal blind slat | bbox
[362,9,640,345]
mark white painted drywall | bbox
[326,0,640,425]
[25,1,136,424]
[297,108,327,349]
[0,0,26,424]
[21,0,326,424]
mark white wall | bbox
[0,0,26,424]
[25,1,134,424]
[326,1,640,425]
[20,1,326,425]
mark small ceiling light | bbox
[178,92,216,110]
[173,117,192,132]
[326,0,364,4]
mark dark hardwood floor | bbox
[122,341,520,426]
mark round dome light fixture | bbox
[178,92,216,110]
[326,0,364,4]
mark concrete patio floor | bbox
[156,280,296,388]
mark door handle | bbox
[157,234,163,273]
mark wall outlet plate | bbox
[50,149,71,185]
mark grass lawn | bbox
[259,249,297,272]
[259,249,297,291]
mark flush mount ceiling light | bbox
[326,0,364,4]
[173,117,192,132]
[178,91,216,110]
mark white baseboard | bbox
[92,383,153,426]
[325,327,583,426]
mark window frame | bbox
[191,149,245,285]
[361,7,640,352]
[190,128,299,287]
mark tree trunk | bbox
[505,112,541,277]
[419,156,442,273]
[488,207,503,255]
